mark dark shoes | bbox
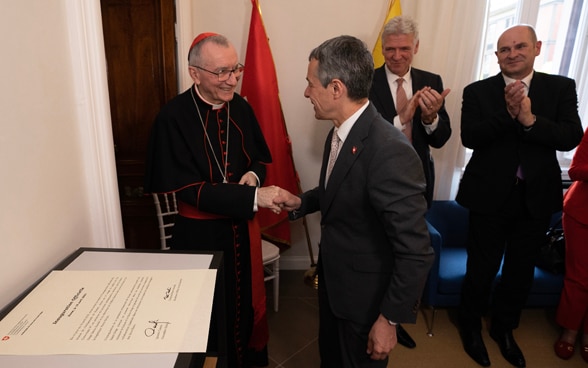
[396,324,416,348]
[490,329,526,367]
[460,328,491,367]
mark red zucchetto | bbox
[189,32,219,54]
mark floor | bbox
[264,270,588,368]
[265,270,320,368]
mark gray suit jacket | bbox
[292,103,434,324]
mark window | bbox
[473,0,588,176]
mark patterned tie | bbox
[396,78,411,141]
[325,129,340,185]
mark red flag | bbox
[241,0,300,247]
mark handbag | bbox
[535,217,565,274]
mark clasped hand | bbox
[397,86,450,124]
[257,186,301,215]
[504,80,534,127]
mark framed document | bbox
[0,248,225,368]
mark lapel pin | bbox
[352,146,357,155]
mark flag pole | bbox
[301,214,318,289]
[293,173,318,289]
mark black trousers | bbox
[459,183,551,332]
[317,260,388,368]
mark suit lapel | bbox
[410,68,422,92]
[373,66,397,118]
[527,71,544,103]
[320,105,375,215]
[318,129,333,193]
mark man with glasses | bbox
[145,32,282,368]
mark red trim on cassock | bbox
[247,217,269,351]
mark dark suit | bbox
[370,66,451,205]
[456,72,583,332]
[292,103,434,367]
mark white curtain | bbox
[403,0,488,200]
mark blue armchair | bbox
[422,200,564,336]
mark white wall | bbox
[0,1,122,309]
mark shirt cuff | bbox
[422,115,439,135]
[394,115,411,132]
[248,171,261,187]
[393,115,403,129]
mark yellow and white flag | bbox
[372,0,402,68]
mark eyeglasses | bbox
[191,63,245,82]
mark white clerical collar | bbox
[194,85,225,110]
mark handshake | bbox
[257,186,301,215]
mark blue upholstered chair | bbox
[422,200,564,336]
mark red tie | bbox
[397,78,411,142]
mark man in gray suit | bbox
[275,35,434,368]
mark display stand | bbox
[0,247,226,368]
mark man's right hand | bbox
[504,80,526,118]
[257,186,283,213]
[397,90,422,125]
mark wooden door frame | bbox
[65,0,195,248]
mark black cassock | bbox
[145,85,272,367]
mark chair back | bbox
[152,192,178,250]
[426,200,469,248]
